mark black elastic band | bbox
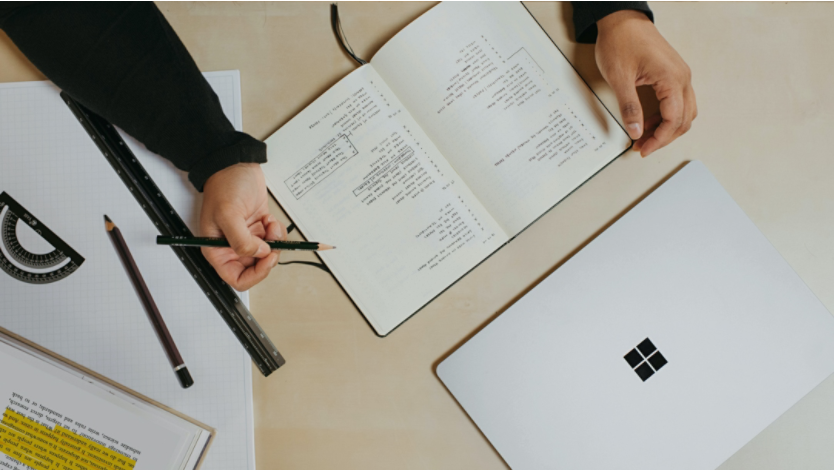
[278,260,331,273]
[331,3,367,65]
[279,223,329,272]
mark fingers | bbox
[638,80,697,157]
[611,80,645,140]
[686,84,698,128]
[203,221,264,271]
[249,221,267,239]
[208,251,280,292]
[216,208,271,259]
[639,85,684,156]
[201,215,286,290]
[235,252,280,291]
[633,114,662,153]
[262,214,287,242]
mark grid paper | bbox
[0,71,255,470]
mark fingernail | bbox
[257,243,271,257]
[271,253,280,268]
[627,123,642,139]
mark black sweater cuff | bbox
[572,2,654,44]
[188,133,267,191]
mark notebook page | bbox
[0,72,254,470]
[263,65,506,335]
[372,2,632,236]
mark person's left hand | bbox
[595,10,697,157]
[200,163,286,291]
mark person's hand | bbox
[200,163,286,291]
[595,10,697,157]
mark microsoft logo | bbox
[624,338,667,381]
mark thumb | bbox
[216,211,271,259]
[612,81,644,140]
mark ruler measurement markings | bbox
[62,94,284,376]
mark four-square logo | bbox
[624,338,667,381]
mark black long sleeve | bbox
[571,2,654,44]
[0,2,266,191]
[0,2,650,192]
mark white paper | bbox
[0,71,255,470]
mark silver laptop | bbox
[437,161,834,469]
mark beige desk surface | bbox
[4,2,834,468]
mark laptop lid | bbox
[437,161,834,469]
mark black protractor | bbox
[0,192,85,284]
[2,210,67,268]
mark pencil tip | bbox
[104,215,115,231]
[320,244,335,251]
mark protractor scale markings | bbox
[0,192,85,284]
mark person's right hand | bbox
[595,10,697,157]
[199,163,286,291]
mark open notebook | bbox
[0,328,213,470]
[263,2,632,335]
[0,72,255,470]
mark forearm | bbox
[0,2,265,191]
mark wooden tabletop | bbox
[4,2,834,469]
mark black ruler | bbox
[61,93,285,377]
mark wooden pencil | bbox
[105,216,194,389]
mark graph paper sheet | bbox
[0,71,256,470]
